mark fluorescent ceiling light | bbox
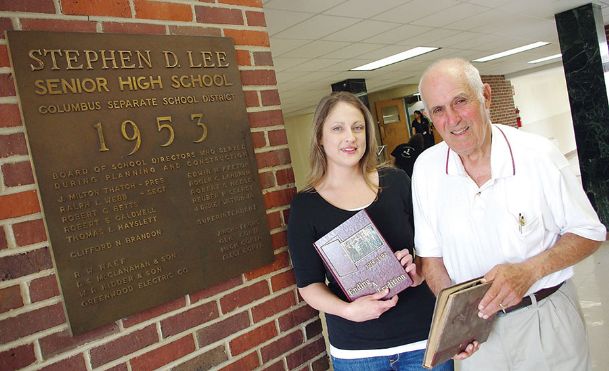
[528,54,562,64]
[473,42,550,62]
[350,47,439,71]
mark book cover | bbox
[313,210,412,302]
[423,277,494,369]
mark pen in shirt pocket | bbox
[518,213,526,233]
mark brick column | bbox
[0,1,325,370]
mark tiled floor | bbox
[573,242,609,370]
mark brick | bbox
[168,25,222,37]
[0,247,53,281]
[261,360,286,371]
[268,129,288,146]
[0,74,16,97]
[196,311,250,347]
[39,323,119,358]
[282,209,290,224]
[266,211,282,230]
[244,90,259,108]
[261,89,281,106]
[62,0,131,17]
[251,131,266,148]
[123,296,186,328]
[253,51,274,66]
[29,274,60,302]
[286,337,326,370]
[196,6,244,25]
[0,344,36,370]
[0,45,9,67]
[219,0,262,7]
[2,161,35,187]
[246,11,266,27]
[0,190,41,219]
[278,304,318,332]
[40,354,87,371]
[261,330,303,363]
[276,168,295,186]
[229,321,277,355]
[106,364,129,371]
[258,171,275,189]
[0,303,65,343]
[89,325,158,368]
[131,335,195,371]
[172,345,228,371]
[220,280,269,313]
[134,0,192,21]
[312,355,330,371]
[0,226,7,250]
[224,29,269,47]
[219,351,259,371]
[255,149,291,168]
[272,229,288,249]
[264,188,296,209]
[248,110,284,128]
[305,318,323,340]
[161,301,219,337]
[103,22,166,35]
[240,70,276,86]
[13,219,47,246]
[245,251,289,280]
[0,133,28,158]
[236,49,251,66]
[0,0,55,13]
[0,104,22,127]
[271,270,296,292]
[252,291,296,322]
[189,276,241,303]
[20,18,96,32]
[0,18,14,39]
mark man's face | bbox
[421,68,492,157]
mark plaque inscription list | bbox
[7,31,274,334]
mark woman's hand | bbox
[342,289,398,322]
[395,249,423,286]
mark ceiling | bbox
[262,0,609,117]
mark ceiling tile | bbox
[411,3,490,28]
[263,9,313,35]
[322,20,401,42]
[279,40,351,58]
[322,0,408,18]
[273,14,361,39]
[373,0,461,23]
[323,43,387,59]
[263,0,346,13]
[363,24,433,44]
[268,38,311,56]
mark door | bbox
[375,99,410,159]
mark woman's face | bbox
[320,101,367,170]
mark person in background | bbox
[412,110,435,149]
[412,58,606,371]
[391,133,424,177]
[287,91,453,371]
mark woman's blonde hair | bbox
[303,91,382,191]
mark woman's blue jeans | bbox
[331,349,454,371]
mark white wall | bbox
[508,64,577,155]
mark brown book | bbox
[423,277,494,369]
[313,210,412,302]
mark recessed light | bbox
[350,47,439,71]
[528,54,562,64]
[473,42,550,62]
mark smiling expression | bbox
[321,101,367,170]
[421,65,492,158]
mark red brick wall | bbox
[0,1,326,370]
[481,75,518,127]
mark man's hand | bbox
[395,249,423,286]
[477,262,537,319]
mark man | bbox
[412,58,606,370]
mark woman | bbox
[287,92,452,371]
[412,110,435,149]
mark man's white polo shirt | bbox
[412,124,606,294]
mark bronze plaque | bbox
[7,31,274,334]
